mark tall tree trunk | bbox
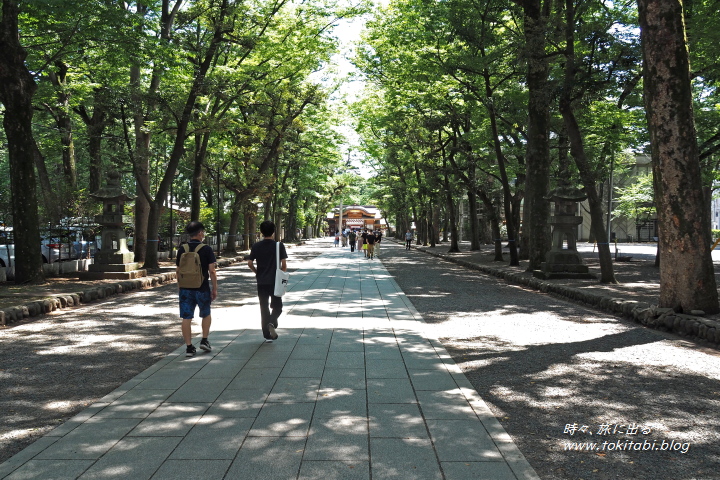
[479,190,504,261]
[32,141,62,223]
[132,91,151,264]
[483,72,520,265]
[245,203,258,249]
[285,195,299,242]
[638,0,718,312]
[142,0,230,269]
[468,190,480,250]
[77,90,109,194]
[522,0,552,271]
[560,0,616,283]
[47,61,77,193]
[443,168,460,252]
[226,197,241,253]
[191,131,210,221]
[429,204,438,247]
[129,0,177,264]
[441,211,449,243]
[0,0,44,283]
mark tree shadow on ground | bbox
[381,240,720,480]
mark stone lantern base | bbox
[534,252,597,280]
[78,262,147,280]
[533,215,596,280]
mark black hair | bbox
[185,221,205,236]
[260,220,276,237]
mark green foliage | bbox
[4,0,366,240]
[614,173,655,221]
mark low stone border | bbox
[0,253,251,327]
[402,240,720,349]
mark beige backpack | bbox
[177,243,207,288]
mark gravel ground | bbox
[0,242,324,465]
[380,240,720,480]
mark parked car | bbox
[0,243,14,268]
[40,228,96,263]
[0,226,13,268]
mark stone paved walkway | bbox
[0,247,539,480]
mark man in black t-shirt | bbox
[176,221,217,357]
[348,230,357,252]
[365,229,376,259]
[247,220,288,342]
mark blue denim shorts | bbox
[179,289,212,319]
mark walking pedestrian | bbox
[374,229,382,256]
[334,231,340,247]
[247,220,288,343]
[177,221,218,357]
[365,229,376,259]
[349,230,357,252]
[357,230,363,253]
[405,230,413,250]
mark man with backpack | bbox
[177,221,218,357]
[348,229,357,252]
[247,220,288,342]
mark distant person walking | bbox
[365,229,376,259]
[405,230,413,250]
[349,230,357,252]
[177,221,218,357]
[247,220,288,342]
[334,231,340,247]
[374,230,382,256]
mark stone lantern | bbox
[534,185,596,280]
[79,170,146,280]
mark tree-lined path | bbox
[0,239,539,480]
[382,240,720,480]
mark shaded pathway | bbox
[381,239,720,480]
[1,242,537,480]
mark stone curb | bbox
[0,253,251,327]
[400,240,720,349]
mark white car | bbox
[0,243,14,268]
[0,227,96,269]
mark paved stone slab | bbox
[370,437,443,480]
[0,243,539,480]
[441,461,519,480]
[169,416,253,459]
[320,367,366,389]
[368,403,428,439]
[298,460,370,480]
[4,459,94,480]
[78,436,180,479]
[367,378,416,403]
[151,459,232,480]
[226,436,306,479]
[35,418,141,460]
[314,388,367,417]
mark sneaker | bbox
[265,339,274,343]
[200,339,212,352]
[268,323,278,340]
[186,344,197,357]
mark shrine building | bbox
[326,205,387,233]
